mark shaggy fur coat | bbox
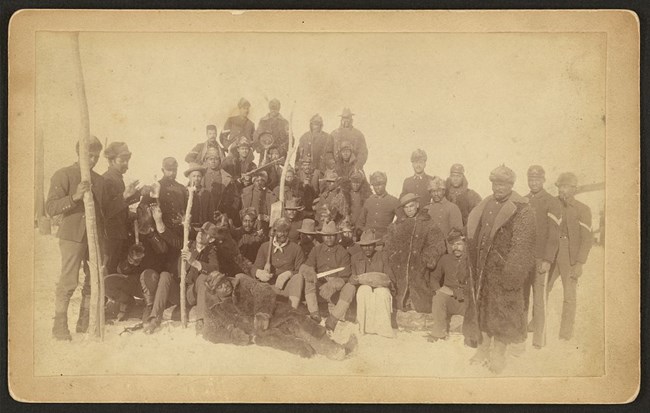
[462,192,536,346]
[384,211,446,313]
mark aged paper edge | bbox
[7,9,640,403]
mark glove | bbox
[275,271,292,290]
[255,269,273,283]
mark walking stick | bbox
[71,32,105,339]
[180,183,196,328]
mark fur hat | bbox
[206,124,217,132]
[450,163,465,175]
[428,176,446,191]
[555,172,578,187]
[338,218,354,233]
[447,228,465,244]
[350,170,365,183]
[104,142,131,160]
[269,98,281,111]
[162,157,178,170]
[369,171,387,185]
[205,147,221,159]
[310,114,323,125]
[273,217,292,232]
[489,165,516,184]
[527,165,546,179]
[235,136,252,149]
[339,108,355,118]
[238,98,251,108]
[239,207,258,220]
[410,149,427,163]
[323,170,339,182]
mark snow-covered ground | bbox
[33,230,604,378]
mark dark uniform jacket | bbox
[384,212,446,313]
[445,176,482,226]
[297,131,334,171]
[46,162,107,243]
[241,186,278,217]
[302,243,352,283]
[429,253,468,301]
[463,192,536,345]
[157,177,188,228]
[103,167,141,240]
[349,250,395,294]
[222,116,255,149]
[558,197,593,265]
[252,241,305,283]
[185,140,225,165]
[232,227,265,263]
[400,173,434,206]
[185,241,220,285]
[254,113,290,157]
[526,189,562,263]
[331,127,368,169]
[357,192,400,239]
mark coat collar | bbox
[467,191,528,241]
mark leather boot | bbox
[52,312,72,341]
[76,295,90,333]
[470,332,492,365]
[489,339,508,374]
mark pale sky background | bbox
[35,31,606,216]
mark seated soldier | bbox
[231,207,264,263]
[300,221,355,330]
[315,171,350,225]
[202,271,357,360]
[241,170,278,236]
[283,198,305,244]
[264,145,284,191]
[104,243,147,321]
[427,229,469,342]
[212,212,255,278]
[185,162,214,228]
[348,170,372,231]
[350,229,395,338]
[252,218,305,309]
[297,218,319,257]
[181,222,220,334]
[338,219,362,257]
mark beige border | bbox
[8,9,640,403]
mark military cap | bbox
[489,165,516,184]
[323,170,339,182]
[411,148,427,163]
[184,162,207,177]
[206,124,217,131]
[310,114,323,125]
[205,147,221,159]
[239,207,258,220]
[162,157,178,170]
[358,229,381,246]
[428,176,446,191]
[447,228,465,244]
[555,172,578,187]
[196,221,219,238]
[75,135,103,154]
[339,108,355,118]
[350,170,365,183]
[450,163,465,175]
[104,142,132,160]
[238,98,251,108]
[273,217,292,232]
[340,140,354,151]
[399,193,420,208]
[284,198,305,210]
[527,165,546,178]
[369,171,388,185]
[235,136,252,148]
[269,98,281,111]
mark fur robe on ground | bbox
[462,191,536,346]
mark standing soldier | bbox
[335,140,359,180]
[445,163,482,226]
[46,137,107,340]
[241,171,279,235]
[283,198,305,244]
[357,171,400,241]
[221,98,255,153]
[156,157,188,228]
[185,124,224,165]
[463,165,536,374]
[221,137,257,226]
[297,114,334,172]
[547,172,593,341]
[184,163,214,228]
[103,142,141,274]
[384,194,446,317]
[315,171,350,226]
[426,176,463,238]
[253,98,290,159]
[348,170,372,231]
[524,165,561,349]
[331,108,368,170]
[400,149,434,206]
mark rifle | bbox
[180,183,196,328]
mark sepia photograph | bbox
[8,9,640,403]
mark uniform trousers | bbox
[55,238,90,314]
[140,269,180,321]
[305,279,356,320]
[105,272,144,305]
[103,238,126,274]
[356,285,393,337]
[547,237,580,340]
[524,262,549,347]
[429,293,466,338]
[186,273,208,321]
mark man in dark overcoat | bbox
[463,165,536,374]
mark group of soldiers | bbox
[46,98,594,371]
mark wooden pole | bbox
[70,32,105,339]
[180,184,196,328]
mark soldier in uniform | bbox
[241,170,279,235]
[297,218,319,258]
[547,172,593,341]
[102,142,141,275]
[524,165,561,348]
[155,157,188,228]
[184,163,214,228]
[221,98,255,152]
[231,207,265,263]
[46,137,107,340]
[400,149,434,206]
[357,171,400,241]
[297,114,334,172]
[463,165,536,374]
[185,124,225,165]
[331,108,368,170]
[299,221,356,330]
[348,170,372,231]
[426,176,463,238]
[221,137,257,226]
[283,198,305,244]
[315,170,350,226]
[253,98,290,158]
[335,140,359,180]
[446,163,482,226]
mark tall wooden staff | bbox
[180,184,196,328]
[71,32,105,338]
